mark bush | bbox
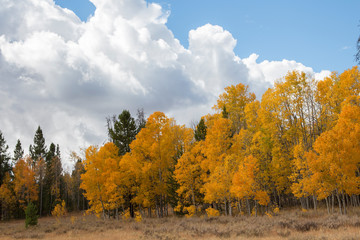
[25,202,38,228]
[52,200,67,222]
[206,207,220,218]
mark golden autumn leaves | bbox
[80,66,360,218]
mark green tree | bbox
[13,139,24,163]
[43,143,62,215]
[107,110,137,156]
[0,130,11,186]
[29,126,47,165]
[194,118,207,141]
[25,202,38,228]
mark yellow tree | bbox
[213,83,256,133]
[0,173,16,220]
[259,71,320,207]
[201,117,235,215]
[316,66,360,132]
[174,141,205,212]
[80,143,121,219]
[304,99,360,214]
[231,155,269,216]
[13,157,38,210]
[125,112,192,217]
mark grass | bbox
[0,209,360,240]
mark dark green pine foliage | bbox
[13,139,24,163]
[107,110,137,156]
[25,202,38,228]
[194,118,207,142]
[222,105,229,119]
[0,130,11,185]
[44,143,62,215]
[29,126,47,164]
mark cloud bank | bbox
[0,0,330,167]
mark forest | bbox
[0,66,360,221]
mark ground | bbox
[0,209,360,240]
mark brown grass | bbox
[0,209,360,240]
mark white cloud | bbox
[0,0,330,169]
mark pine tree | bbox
[194,118,207,141]
[13,139,24,163]
[107,110,137,156]
[29,126,47,165]
[0,130,11,186]
[25,202,38,228]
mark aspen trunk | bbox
[325,196,330,214]
[246,198,251,216]
[342,193,347,215]
[312,194,317,211]
[336,191,342,215]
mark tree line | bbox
[0,126,87,220]
[81,66,360,219]
[1,67,360,220]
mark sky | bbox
[0,0,359,169]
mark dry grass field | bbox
[1,209,360,240]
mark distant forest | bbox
[1,66,360,220]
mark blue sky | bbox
[55,0,360,73]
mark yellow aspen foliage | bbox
[134,211,142,222]
[174,141,205,207]
[13,157,38,209]
[0,173,16,218]
[213,83,256,133]
[231,155,269,206]
[244,100,261,132]
[201,117,234,207]
[52,200,67,221]
[184,205,196,218]
[123,112,192,216]
[205,207,220,217]
[80,142,121,218]
[202,117,232,173]
[306,101,360,199]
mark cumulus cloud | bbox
[0,0,329,168]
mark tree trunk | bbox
[336,191,342,215]
[224,199,228,216]
[246,198,251,216]
[342,193,347,215]
[228,199,232,217]
[312,194,317,211]
[325,196,330,214]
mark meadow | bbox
[1,209,360,240]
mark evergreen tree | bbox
[46,143,56,166]
[43,143,62,215]
[0,130,11,185]
[29,126,47,164]
[194,118,207,141]
[13,139,24,163]
[222,105,229,119]
[25,202,38,228]
[107,110,137,156]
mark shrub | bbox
[184,205,196,218]
[52,200,67,222]
[206,207,220,217]
[25,202,38,228]
[135,211,142,222]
